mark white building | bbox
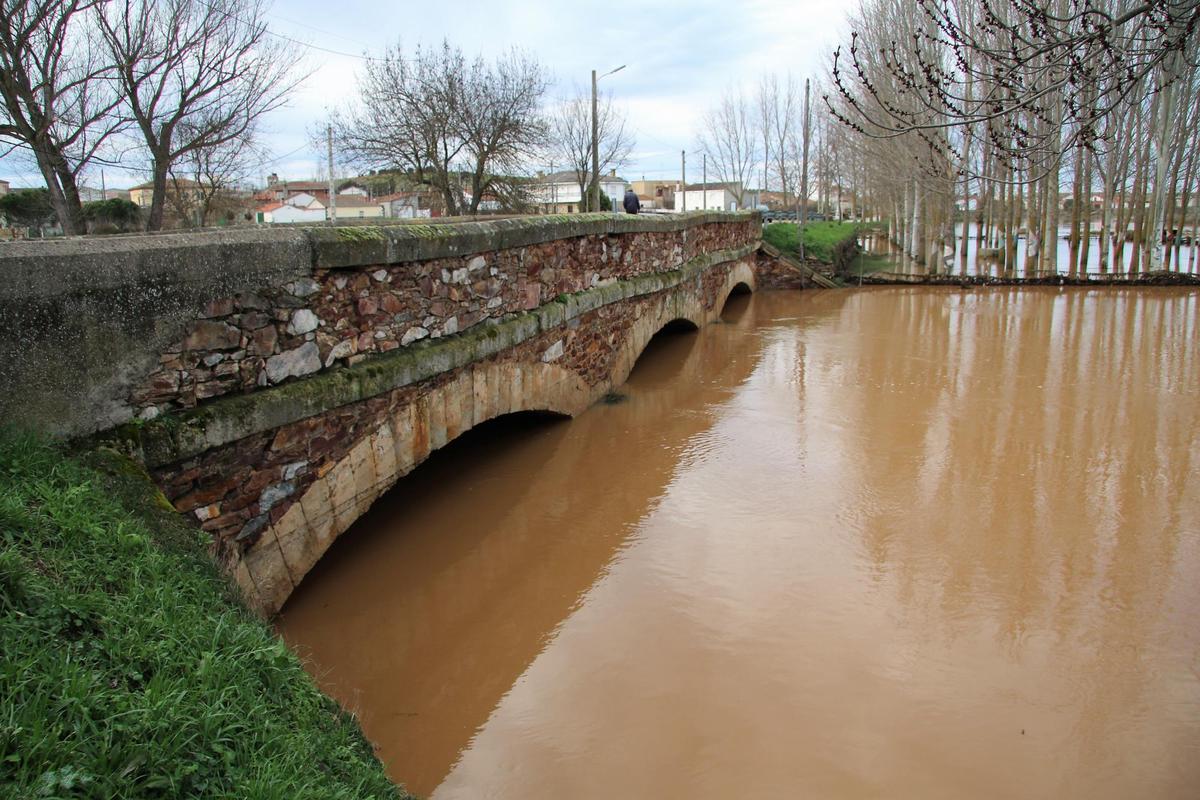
[256,202,326,224]
[379,192,434,219]
[678,182,760,212]
[531,170,628,213]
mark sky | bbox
[0,0,852,190]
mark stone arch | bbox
[716,260,757,314]
[603,258,757,402]
[236,257,760,615]
[239,359,589,614]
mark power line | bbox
[194,0,383,62]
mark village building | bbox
[377,191,436,219]
[329,194,386,220]
[531,170,629,213]
[677,182,760,212]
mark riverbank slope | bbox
[0,434,409,798]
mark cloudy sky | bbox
[1,0,852,190]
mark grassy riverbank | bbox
[762,220,859,263]
[0,434,408,798]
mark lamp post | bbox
[592,64,625,212]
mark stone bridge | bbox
[0,212,821,614]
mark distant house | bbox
[129,178,204,208]
[629,180,675,210]
[0,178,9,196]
[678,182,759,212]
[329,194,386,220]
[261,174,332,205]
[531,170,628,213]
[336,182,369,197]
[283,191,324,209]
[255,201,326,224]
[378,191,434,219]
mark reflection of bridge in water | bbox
[277,289,810,794]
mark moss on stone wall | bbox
[110,242,758,468]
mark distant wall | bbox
[0,213,759,439]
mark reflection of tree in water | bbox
[823,287,1199,784]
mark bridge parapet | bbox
[0,212,757,438]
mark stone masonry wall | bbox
[150,257,757,613]
[0,212,758,438]
[130,220,756,417]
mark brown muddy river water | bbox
[278,287,1200,799]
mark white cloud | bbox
[0,0,852,189]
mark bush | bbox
[83,198,141,233]
[0,189,56,232]
[0,433,408,799]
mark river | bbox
[278,287,1200,799]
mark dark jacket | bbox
[623,190,640,214]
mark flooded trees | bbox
[829,0,1200,275]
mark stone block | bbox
[508,364,524,415]
[370,423,398,490]
[326,457,358,535]
[232,559,260,610]
[286,308,319,335]
[274,502,319,586]
[411,394,431,465]
[427,386,447,451]
[391,402,416,477]
[443,373,467,440]
[348,436,377,508]
[241,532,294,616]
[265,342,321,383]
[472,364,491,425]
[495,363,513,416]
[184,320,241,351]
[298,476,336,550]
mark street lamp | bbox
[592,64,625,212]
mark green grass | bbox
[762,221,861,263]
[0,433,409,799]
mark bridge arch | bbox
[240,359,588,612]
[238,258,760,614]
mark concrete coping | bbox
[0,211,759,281]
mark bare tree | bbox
[697,87,759,207]
[167,120,261,226]
[337,40,548,216]
[548,86,634,211]
[0,0,124,234]
[97,0,301,231]
[459,49,549,213]
[757,74,799,201]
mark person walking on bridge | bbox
[623,188,640,215]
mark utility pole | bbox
[799,78,811,260]
[591,69,600,213]
[100,169,106,201]
[681,150,687,214]
[702,153,707,211]
[326,124,337,225]
[590,65,626,213]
